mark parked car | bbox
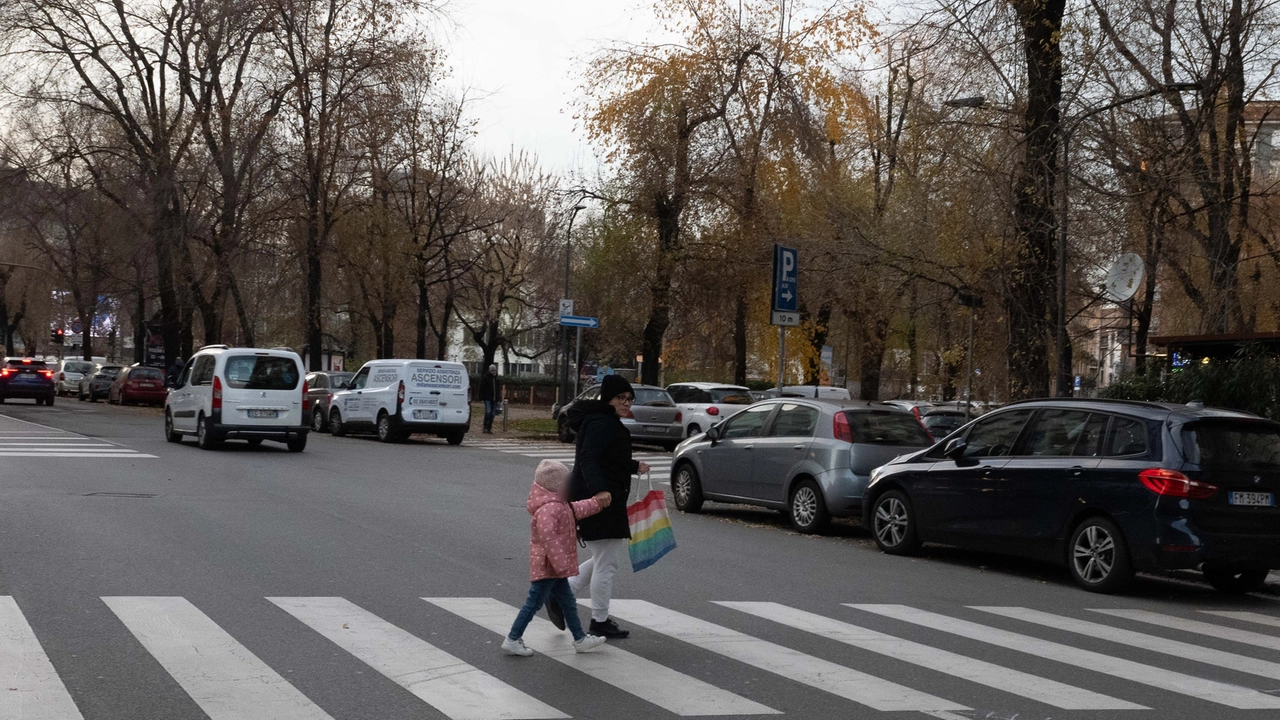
[55,359,96,396]
[671,399,934,533]
[305,371,354,431]
[109,365,168,406]
[882,399,934,419]
[919,407,967,440]
[0,358,56,405]
[328,359,470,444]
[555,384,684,451]
[780,385,852,400]
[164,345,309,451]
[863,398,1280,594]
[666,382,754,438]
[78,365,122,401]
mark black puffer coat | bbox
[568,400,638,540]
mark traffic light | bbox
[51,328,64,345]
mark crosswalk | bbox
[8,595,1280,717]
[0,414,155,459]
[468,439,673,483]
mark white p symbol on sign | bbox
[782,251,795,280]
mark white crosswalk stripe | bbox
[851,604,1280,710]
[0,415,156,459]
[1092,608,1280,653]
[0,597,84,719]
[1202,610,1280,630]
[425,597,779,716]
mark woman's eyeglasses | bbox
[617,395,635,404]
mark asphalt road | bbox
[3,399,1280,720]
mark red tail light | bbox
[212,375,223,410]
[302,379,310,413]
[1139,468,1218,499]
[0,368,12,378]
[467,387,472,403]
[397,380,405,405]
[59,372,66,380]
[912,406,923,420]
[39,370,54,379]
[707,406,720,416]
[674,411,682,422]
[833,412,854,443]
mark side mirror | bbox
[705,425,720,443]
[943,437,968,460]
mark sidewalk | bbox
[468,403,558,440]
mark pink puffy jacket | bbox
[527,482,603,581]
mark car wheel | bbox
[196,414,221,450]
[46,394,55,406]
[287,435,307,453]
[164,411,183,443]
[446,430,465,446]
[672,464,704,513]
[557,415,573,443]
[788,479,830,534]
[312,407,326,432]
[686,424,701,439]
[1068,516,1134,593]
[78,389,86,401]
[35,396,45,406]
[329,409,346,437]
[872,490,921,555]
[377,412,397,443]
[1203,563,1271,594]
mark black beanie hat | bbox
[601,374,634,403]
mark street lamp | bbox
[559,203,588,404]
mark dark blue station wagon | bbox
[863,399,1280,593]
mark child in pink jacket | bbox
[503,459,611,656]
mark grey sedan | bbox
[670,399,934,533]
[556,383,684,450]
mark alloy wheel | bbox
[875,497,908,548]
[792,487,818,527]
[1072,525,1116,584]
[674,469,692,505]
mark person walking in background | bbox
[166,357,185,387]
[502,459,610,657]
[560,374,650,639]
[480,364,501,433]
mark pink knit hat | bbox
[534,459,570,492]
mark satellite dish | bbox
[1103,253,1146,302]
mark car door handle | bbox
[792,444,805,451]
[744,446,753,451]
[1068,466,1086,476]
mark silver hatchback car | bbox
[670,399,934,533]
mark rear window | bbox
[330,372,354,388]
[710,388,752,404]
[64,361,94,374]
[844,411,933,445]
[131,367,163,380]
[1182,421,1280,470]
[100,367,122,376]
[635,389,674,406]
[6,359,47,368]
[223,355,300,390]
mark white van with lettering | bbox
[327,359,471,444]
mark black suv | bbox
[0,358,57,405]
[863,398,1280,594]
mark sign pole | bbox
[574,327,582,397]
[777,326,786,390]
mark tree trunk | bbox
[416,281,429,359]
[857,316,889,401]
[906,283,918,399]
[803,303,832,385]
[733,294,748,385]
[305,213,323,371]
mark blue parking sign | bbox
[772,244,798,313]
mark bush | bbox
[1101,346,1280,420]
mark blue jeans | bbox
[483,400,498,430]
[508,578,585,642]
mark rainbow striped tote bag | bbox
[627,472,677,572]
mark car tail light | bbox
[833,412,854,443]
[212,376,222,410]
[467,387,472,402]
[302,379,310,413]
[59,372,65,380]
[39,369,54,379]
[397,380,405,405]
[912,406,923,420]
[1139,468,1218,499]
[674,410,682,422]
[707,406,720,416]
[0,368,12,378]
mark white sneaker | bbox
[573,634,607,653]
[501,637,534,657]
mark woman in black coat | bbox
[561,374,649,639]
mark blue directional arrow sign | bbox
[559,315,599,329]
[772,244,798,312]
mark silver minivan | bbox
[670,400,934,533]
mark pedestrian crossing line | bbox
[425,597,779,717]
[718,602,1143,710]
[0,436,96,440]
[608,600,968,713]
[1092,609,1280,653]
[0,443,125,447]
[975,606,1280,682]
[1202,611,1280,630]
[102,596,333,720]
[850,604,1280,710]
[0,452,158,458]
[268,597,565,720]
[0,597,84,720]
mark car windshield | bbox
[1182,420,1280,470]
[131,367,164,380]
[329,372,354,389]
[710,388,752,404]
[923,414,964,431]
[64,361,94,374]
[844,411,933,445]
[635,388,674,406]
[224,355,300,390]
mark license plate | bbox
[413,409,438,420]
[1229,491,1274,507]
[645,425,665,433]
[139,383,155,388]
[248,409,278,419]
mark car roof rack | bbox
[199,344,230,351]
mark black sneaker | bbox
[589,618,630,639]
[546,599,566,631]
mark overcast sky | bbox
[444,0,662,174]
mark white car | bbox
[56,359,96,396]
[328,359,470,444]
[665,382,754,438]
[164,345,309,452]
[780,385,852,400]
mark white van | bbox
[164,345,309,451]
[327,359,470,444]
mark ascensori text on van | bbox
[327,359,471,444]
